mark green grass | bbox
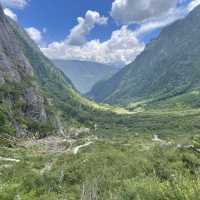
[92,107,200,139]
[0,131,200,199]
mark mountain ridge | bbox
[89,5,200,108]
[53,59,119,94]
[0,5,94,137]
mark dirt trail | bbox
[72,142,93,155]
[19,136,96,155]
[0,156,20,162]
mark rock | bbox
[0,4,4,22]
[25,87,47,120]
[152,135,163,142]
[0,71,5,85]
[5,70,21,83]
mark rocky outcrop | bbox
[24,87,47,121]
[0,4,4,22]
[0,71,5,85]
[0,6,33,83]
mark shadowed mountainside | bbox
[53,59,119,94]
[89,5,200,109]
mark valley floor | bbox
[1,128,200,200]
[1,108,200,200]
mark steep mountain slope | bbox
[89,5,200,107]
[0,4,93,137]
[53,60,119,94]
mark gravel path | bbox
[73,142,93,155]
[0,156,20,162]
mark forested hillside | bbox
[89,5,200,109]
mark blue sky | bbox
[14,0,116,43]
[1,0,200,67]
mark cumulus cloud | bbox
[0,0,28,9]
[111,0,178,24]
[41,4,187,67]
[25,27,42,43]
[42,1,200,67]
[67,10,107,46]
[42,26,145,67]
[3,7,17,20]
[187,0,200,11]
[42,10,144,67]
[134,0,200,37]
[134,6,186,37]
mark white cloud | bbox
[41,5,187,67]
[42,1,200,67]
[67,10,107,46]
[3,7,17,21]
[187,0,200,11]
[134,7,186,37]
[42,26,145,67]
[134,0,200,37]
[0,0,28,9]
[111,0,178,24]
[42,10,143,67]
[25,27,42,43]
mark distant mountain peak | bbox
[53,59,119,94]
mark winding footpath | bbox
[72,141,93,155]
[0,156,20,162]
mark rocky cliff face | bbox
[0,5,33,84]
[0,4,92,137]
[0,4,47,135]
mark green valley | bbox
[1,1,200,200]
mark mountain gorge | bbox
[89,5,200,108]
[53,60,119,94]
